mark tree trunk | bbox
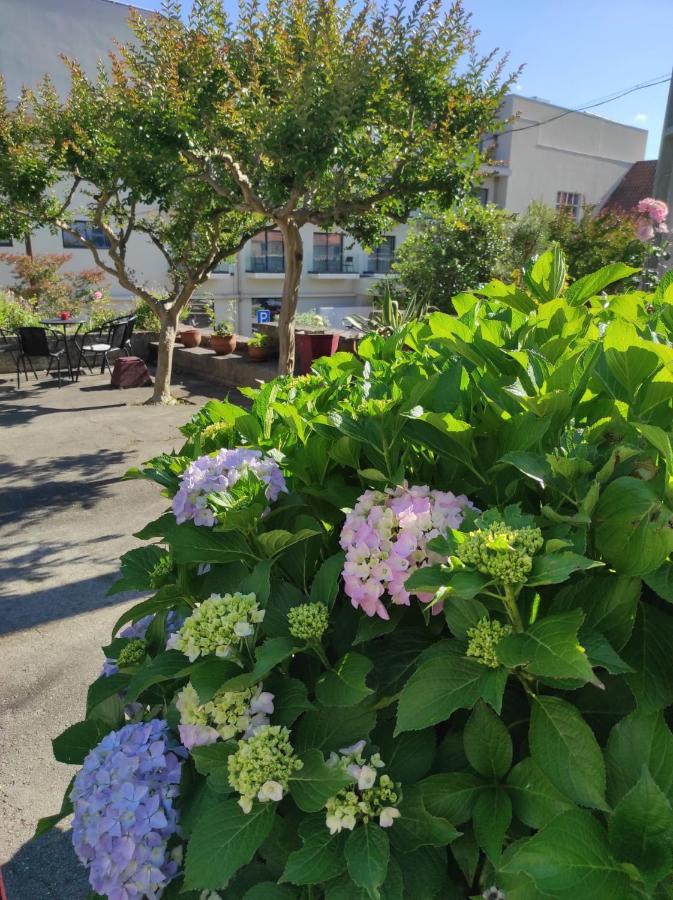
[277,219,303,375]
[147,305,180,405]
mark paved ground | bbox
[0,367,232,899]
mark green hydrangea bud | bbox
[170,592,265,662]
[202,421,231,441]
[148,555,173,589]
[117,639,147,668]
[227,725,303,813]
[466,617,512,668]
[287,602,329,641]
[458,522,543,584]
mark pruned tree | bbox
[0,43,263,403]
[130,0,514,373]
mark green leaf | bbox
[507,757,574,829]
[622,603,673,712]
[396,641,507,734]
[644,562,673,602]
[579,627,634,675]
[239,559,273,605]
[107,545,168,595]
[609,768,673,888]
[281,817,347,885]
[496,610,598,685]
[565,262,638,305]
[125,650,190,702]
[290,749,354,813]
[244,885,296,900]
[472,786,511,863]
[443,596,489,639]
[526,552,602,587]
[376,728,436,784]
[267,677,313,727]
[221,637,295,691]
[523,246,566,301]
[463,701,513,780]
[501,808,634,899]
[316,653,373,707]
[529,695,607,809]
[421,772,486,825]
[390,784,460,852]
[190,742,236,791]
[296,703,377,753]
[111,585,184,636]
[183,800,276,890]
[397,848,449,900]
[310,552,346,607]
[498,451,552,488]
[255,528,321,559]
[190,658,242,703]
[606,710,673,805]
[594,476,673,576]
[345,824,390,897]
[86,674,130,715]
[136,516,258,564]
[52,719,112,765]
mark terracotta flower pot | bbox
[295,331,339,375]
[210,333,237,355]
[180,328,201,348]
[248,345,268,362]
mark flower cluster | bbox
[167,593,264,662]
[227,725,303,813]
[172,448,287,527]
[458,522,543,584]
[102,611,184,678]
[287,602,330,641]
[117,639,147,669]
[175,682,274,749]
[325,741,400,834]
[636,197,669,242]
[466,618,512,668]
[71,720,183,900]
[340,484,474,618]
[148,555,173,589]
[201,421,232,441]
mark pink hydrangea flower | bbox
[339,484,475,619]
[635,197,669,242]
[637,220,655,242]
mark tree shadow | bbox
[3,824,89,900]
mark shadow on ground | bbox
[4,826,89,900]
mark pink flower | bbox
[637,197,668,223]
[93,290,103,300]
[637,220,655,242]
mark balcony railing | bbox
[310,257,355,274]
[246,256,285,274]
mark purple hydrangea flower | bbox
[102,612,184,678]
[172,448,287,527]
[71,720,184,900]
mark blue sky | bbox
[129,0,673,158]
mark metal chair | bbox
[76,318,131,377]
[0,328,18,366]
[15,327,67,388]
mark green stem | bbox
[503,584,525,633]
[310,640,330,668]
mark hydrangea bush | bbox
[42,250,673,898]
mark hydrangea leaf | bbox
[190,742,237,791]
[501,808,637,899]
[289,749,355,813]
[255,528,322,560]
[52,719,113,765]
[375,728,436,784]
[496,610,599,685]
[608,768,673,889]
[529,696,607,810]
[280,816,347,885]
[107,546,169,595]
[525,552,603,587]
[606,710,673,806]
[397,847,449,900]
[295,703,377,753]
[221,637,296,692]
[395,641,507,735]
[124,650,190,703]
[184,799,276,890]
[345,823,390,896]
[420,772,487,825]
[315,653,374,707]
[472,786,512,863]
[463,701,513,780]
[389,784,460,852]
[507,757,574,829]
[309,551,346,607]
[265,677,314,727]
[622,603,673,712]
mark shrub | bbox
[0,253,110,317]
[0,290,40,330]
[43,250,673,898]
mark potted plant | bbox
[179,326,202,348]
[247,331,272,361]
[295,309,339,374]
[209,319,237,355]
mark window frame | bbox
[247,228,285,273]
[313,231,344,273]
[366,235,396,274]
[556,191,583,221]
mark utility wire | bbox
[499,74,672,136]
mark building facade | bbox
[480,95,648,217]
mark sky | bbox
[128,0,673,158]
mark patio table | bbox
[40,317,88,381]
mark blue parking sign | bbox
[256,309,271,324]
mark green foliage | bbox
[45,247,673,898]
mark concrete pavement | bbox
[0,368,232,899]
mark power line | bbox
[499,74,672,136]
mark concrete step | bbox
[149,340,277,389]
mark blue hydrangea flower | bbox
[172,448,287,527]
[71,720,184,900]
[102,612,184,678]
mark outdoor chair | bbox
[76,318,133,378]
[0,328,18,366]
[15,327,67,388]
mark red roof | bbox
[602,160,657,213]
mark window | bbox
[213,256,236,274]
[556,191,583,221]
[472,187,489,206]
[366,236,396,274]
[62,220,110,249]
[313,232,347,273]
[248,228,284,273]
[0,235,12,247]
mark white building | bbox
[0,0,403,332]
[480,94,648,217]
